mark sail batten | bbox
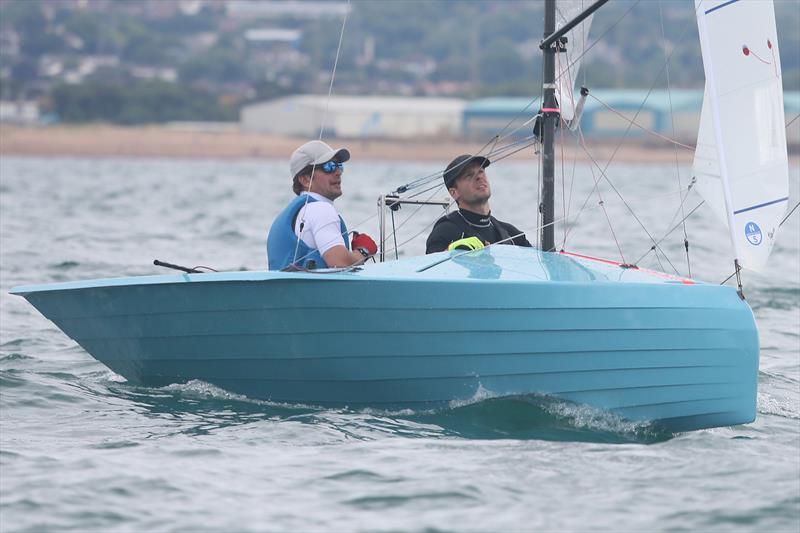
[692,0,789,272]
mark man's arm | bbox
[322,245,368,267]
[298,203,369,267]
[426,219,465,253]
[503,222,533,247]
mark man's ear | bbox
[448,187,459,202]
[298,174,312,190]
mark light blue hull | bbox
[11,247,759,432]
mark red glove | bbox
[351,232,378,256]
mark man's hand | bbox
[448,236,486,252]
[351,232,378,256]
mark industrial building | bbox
[240,91,799,147]
[240,95,465,140]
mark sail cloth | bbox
[693,0,789,272]
[554,0,594,122]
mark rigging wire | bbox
[779,201,799,227]
[291,0,351,267]
[588,95,695,150]
[383,139,540,254]
[556,49,568,248]
[554,2,590,251]
[390,208,399,260]
[377,0,646,259]
[550,0,642,95]
[371,134,540,257]
[634,201,705,266]
[394,0,639,200]
[385,0,642,241]
[711,198,797,286]
[570,127,681,274]
[659,0,692,278]
[559,11,699,271]
[307,175,693,270]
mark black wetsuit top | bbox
[425,209,533,254]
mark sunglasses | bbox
[319,161,344,174]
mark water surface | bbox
[1,156,798,532]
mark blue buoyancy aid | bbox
[267,194,350,270]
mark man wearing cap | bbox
[425,154,532,253]
[267,140,377,270]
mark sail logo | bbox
[745,222,763,246]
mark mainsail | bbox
[693,0,789,272]
[554,0,594,123]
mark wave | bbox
[102,379,672,444]
[750,287,800,311]
[757,391,800,420]
[406,395,671,443]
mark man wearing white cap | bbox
[267,140,377,270]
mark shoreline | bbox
[0,124,709,164]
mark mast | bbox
[540,0,557,252]
[539,0,608,252]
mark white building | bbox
[240,95,466,140]
[227,0,350,19]
[0,101,40,125]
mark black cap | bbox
[443,154,491,188]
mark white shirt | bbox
[293,192,346,255]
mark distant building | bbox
[227,1,350,19]
[0,101,40,125]
[60,55,120,83]
[241,95,465,139]
[0,25,20,59]
[130,66,178,82]
[244,28,302,45]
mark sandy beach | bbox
[1,124,704,164]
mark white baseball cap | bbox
[289,140,350,178]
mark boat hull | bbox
[12,248,759,432]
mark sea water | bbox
[1,155,798,532]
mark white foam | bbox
[544,399,652,434]
[757,391,800,419]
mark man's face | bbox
[450,162,491,206]
[305,161,344,200]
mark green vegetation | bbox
[51,81,237,124]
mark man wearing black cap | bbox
[425,154,532,253]
[267,140,377,270]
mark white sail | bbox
[693,0,789,272]
[555,0,594,122]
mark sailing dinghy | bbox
[11,0,790,432]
